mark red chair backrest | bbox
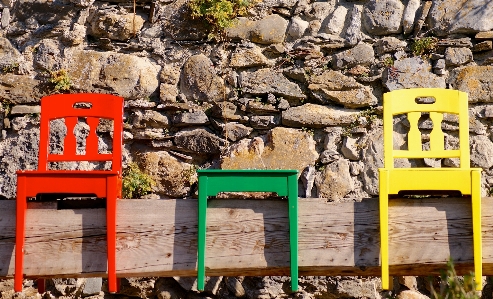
[37,93,124,172]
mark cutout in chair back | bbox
[415,96,436,104]
[73,102,93,109]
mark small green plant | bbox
[301,127,314,136]
[122,163,156,199]
[188,0,257,39]
[315,162,325,171]
[183,165,198,185]
[411,37,438,57]
[28,113,40,121]
[383,57,394,67]
[342,107,378,137]
[1,99,12,116]
[2,63,19,73]
[430,258,479,299]
[49,69,72,91]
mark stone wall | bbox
[1,0,493,298]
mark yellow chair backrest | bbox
[383,88,470,168]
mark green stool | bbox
[197,169,299,291]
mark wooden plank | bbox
[0,197,492,279]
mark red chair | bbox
[15,93,124,293]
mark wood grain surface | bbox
[0,197,491,279]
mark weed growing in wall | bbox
[188,0,257,39]
[342,107,378,137]
[411,37,438,57]
[383,57,394,67]
[2,63,19,73]
[430,258,479,299]
[122,162,156,199]
[49,69,72,91]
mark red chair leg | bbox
[106,176,118,293]
[37,279,46,293]
[15,176,27,292]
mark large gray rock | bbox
[308,70,377,108]
[210,101,245,121]
[226,15,289,44]
[180,54,226,102]
[172,111,209,126]
[374,37,407,56]
[0,74,44,104]
[383,56,446,91]
[470,135,493,169]
[332,43,375,70]
[328,277,381,299]
[402,0,420,35]
[138,150,196,198]
[250,15,289,44]
[323,5,348,35]
[13,0,74,24]
[87,9,146,41]
[1,8,10,28]
[0,125,39,199]
[239,69,306,101]
[160,83,179,103]
[0,37,23,70]
[61,23,86,46]
[262,0,298,8]
[344,5,363,45]
[33,39,62,71]
[360,127,384,196]
[221,127,318,175]
[445,47,473,66]
[82,278,102,296]
[219,122,253,141]
[363,0,404,35]
[249,115,280,129]
[65,49,160,99]
[315,158,353,201]
[131,110,170,129]
[174,127,225,154]
[428,0,493,36]
[308,1,337,21]
[449,66,493,103]
[282,103,359,128]
[230,47,271,68]
[287,16,309,40]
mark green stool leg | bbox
[198,176,207,291]
[288,174,298,291]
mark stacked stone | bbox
[0,0,493,298]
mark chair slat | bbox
[393,149,461,159]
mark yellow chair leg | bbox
[472,170,482,290]
[379,169,390,290]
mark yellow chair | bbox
[379,88,482,290]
